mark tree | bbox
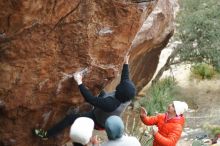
[175,0,220,71]
[152,0,220,83]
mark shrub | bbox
[191,63,215,79]
[139,77,176,115]
[203,124,220,137]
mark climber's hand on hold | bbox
[74,72,83,85]
[124,54,130,64]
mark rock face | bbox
[0,0,176,145]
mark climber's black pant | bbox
[47,111,95,138]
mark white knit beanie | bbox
[173,101,188,116]
[69,117,94,145]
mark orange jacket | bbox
[141,113,185,146]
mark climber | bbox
[140,101,188,146]
[92,115,141,146]
[34,54,136,139]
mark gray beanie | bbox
[105,116,124,140]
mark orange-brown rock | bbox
[0,0,177,145]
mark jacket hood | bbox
[115,80,136,102]
[105,116,124,140]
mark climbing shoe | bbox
[34,129,48,140]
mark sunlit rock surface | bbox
[0,0,176,145]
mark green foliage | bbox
[144,136,153,146]
[203,124,220,137]
[123,111,153,146]
[191,63,215,79]
[139,77,176,115]
[175,0,220,71]
[192,140,209,146]
[211,127,220,136]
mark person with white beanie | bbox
[69,117,98,146]
[140,101,188,146]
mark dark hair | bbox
[73,142,84,146]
